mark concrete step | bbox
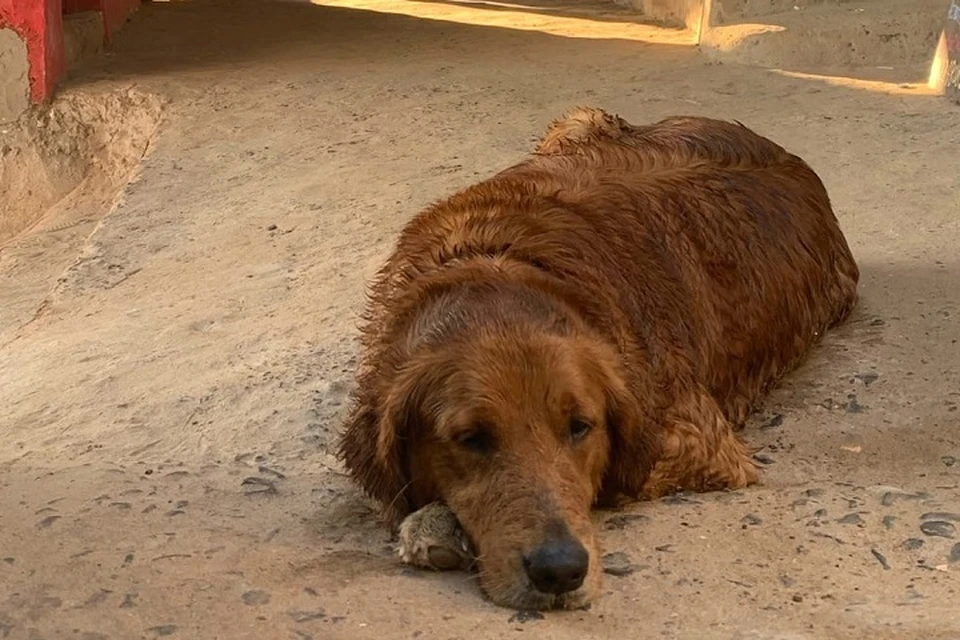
[700,0,944,70]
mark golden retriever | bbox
[337,107,859,610]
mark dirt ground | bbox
[1,0,959,638]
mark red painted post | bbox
[0,0,65,103]
[100,0,139,41]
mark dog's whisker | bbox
[385,479,414,516]
[457,571,481,586]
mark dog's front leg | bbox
[642,387,760,497]
[397,502,476,571]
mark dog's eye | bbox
[569,418,592,442]
[456,430,494,455]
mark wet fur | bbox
[337,107,859,609]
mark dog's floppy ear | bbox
[591,354,661,503]
[338,359,438,532]
[338,399,409,531]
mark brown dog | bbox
[337,107,859,610]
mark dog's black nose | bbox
[523,536,589,595]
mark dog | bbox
[337,107,859,611]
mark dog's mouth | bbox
[474,544,596,611]
[476,567,593,612]
[524,584,592,612]
[459,513,599,611]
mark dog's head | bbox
[341,321,656,610]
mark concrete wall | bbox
[0,26,28,122]
[64,0,140,41]
[63,10,104,70]
[644,0,703,30]
[616,0,704,30]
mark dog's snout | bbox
[522,536,589,595]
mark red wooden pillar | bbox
[0,0,65,103]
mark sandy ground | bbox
[1,0,960,638]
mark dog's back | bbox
[370,108,859,427]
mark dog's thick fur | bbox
[338,107,859,610]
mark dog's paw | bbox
[397,502,475,571]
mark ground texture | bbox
[1,1,959,638]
